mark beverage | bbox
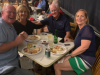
[54,29,58,44]
[45,48,50,58]
[48,39,53,48]
[48,34,53,39]
[48,33,53,48]
[33,7,37,19]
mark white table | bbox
[18,36,74,67]
[31,6,41,11]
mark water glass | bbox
[48,39,53,48]
[48,33,53,48]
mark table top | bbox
[18,35,74,67]
[31,6,41,10]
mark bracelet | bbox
[69,54,72,57]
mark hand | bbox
[42,11,45,14]
[43,26,49,32]
[64,37,73,42]
[20,31,28,39]
[14,34,24,45]
[63,55,71,62]
[14,31,28,45]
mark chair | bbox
[2,0,9,7]
[61,69,92,75]
[92,46,100,75]
[34,1,39,7]
[70,22,78,39]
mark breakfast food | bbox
[50,45,65,54]
[23,46,41,54]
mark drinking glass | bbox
[48,33,53,48]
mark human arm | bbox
[70,26,94,57]
[64,31,70,41]
[70,40,91,57]
[39,0,42,3]
[33,21,42,25]
[0,31,28,53]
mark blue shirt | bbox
[40,14,70,38]
[74,25,96,66]
[37,0,46,10]
[0,18,19,74]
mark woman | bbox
[54,9,96,75]
[13,5,44,35]
[22,0,33,15]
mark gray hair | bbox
[51,0,60,9]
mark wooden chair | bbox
[70,22,78,39]
[2,0,9,8]
[92,46,100,75]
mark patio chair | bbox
[92,46,100,75]
[61,69,92,75]
[70,22,78,39]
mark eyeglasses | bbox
[4,11,16,15]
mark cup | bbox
[48,39,53,48]
[48,33,53,39]
[48,33,53,48]
[33,40,37,44]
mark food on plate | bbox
[28,35,39,40]
[23,47,41,54]
[50,45,65,54]
[27,43,32,49]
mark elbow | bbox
[82,46,89,52]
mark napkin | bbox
[29,17,35,21]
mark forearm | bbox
[65,31,70,38]
[33,21,42,25]
[0,41,18,53]
[71,46,87,57]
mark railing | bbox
[60,7,100,38]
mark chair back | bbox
[70,22,78,39]
[2,0,9,7]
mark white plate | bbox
[50,44,67,55]
[25,35,40,42]
[22,44,42,55]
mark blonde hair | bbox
[74,9,89,25]
[16,5,30,20]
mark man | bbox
[33,3,70,41]
[0,5,35,75]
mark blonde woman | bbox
[13,5,44,35]
[54,9,96,75]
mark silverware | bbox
[40,55,45,61]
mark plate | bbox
[22,44,42,55]
[50,44,67,55]
[25,35,40,42]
